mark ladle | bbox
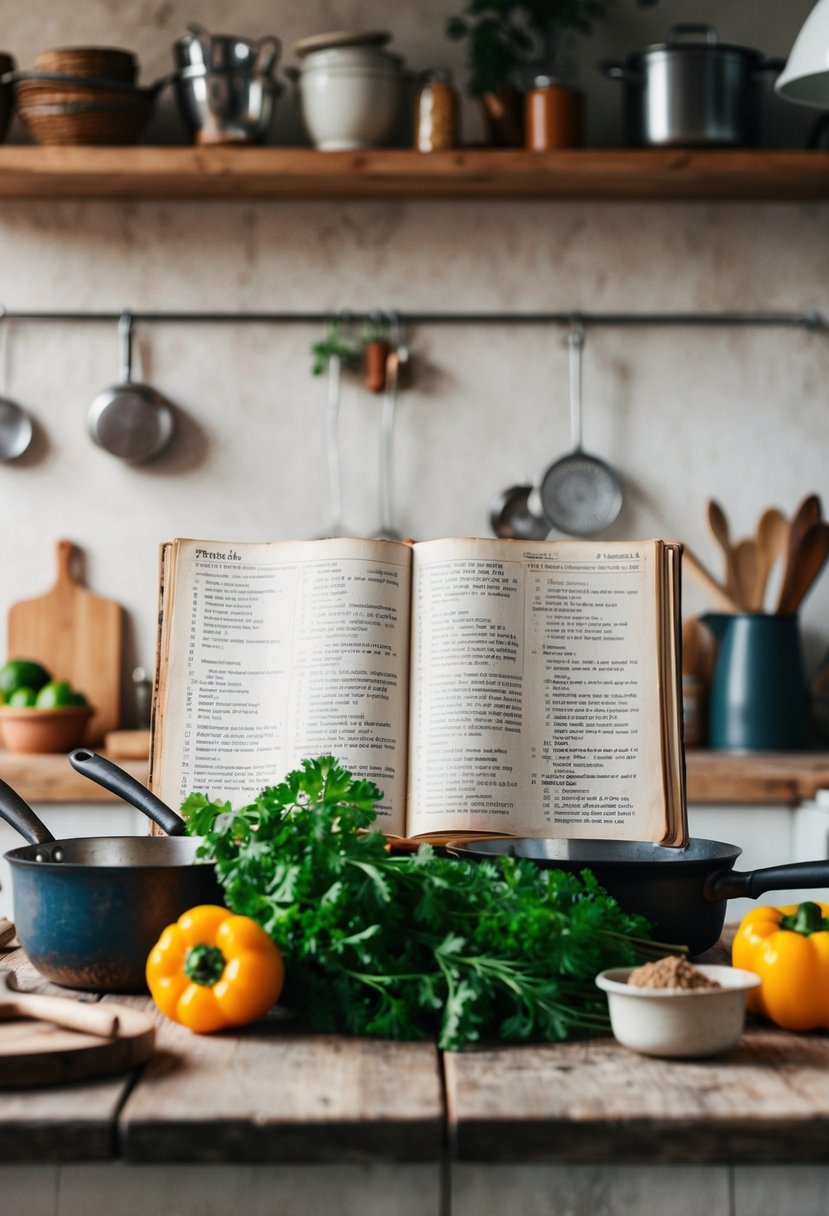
[87,312,175,463]
[539,324,623,537]
[0,310,34,462]
[490,483,548,540]
[373,310,406,541]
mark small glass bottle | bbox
[414,69,459,152]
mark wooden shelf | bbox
[0,749,147,803]
[685,750,829,805]
[0,146,827,201]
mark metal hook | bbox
[118,310,134,384]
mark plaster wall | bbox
[1,0,827,722]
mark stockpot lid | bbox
[622,26,768,68]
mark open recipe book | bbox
[149,537,687,847]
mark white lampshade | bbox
[777,0,829,107]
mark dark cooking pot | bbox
[0,775,223,992]
[448,837,829,956]
[602,24,785,148]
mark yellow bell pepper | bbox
[146,904,285,1034]
[732,901,829,1032]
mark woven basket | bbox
[15,76,146,104]
[33,46,137,84]
[17,96,154,145]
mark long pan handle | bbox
[68,749,186,836]
[0,778,54,845]
[705,858,829,903]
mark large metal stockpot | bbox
[602,24,784,148]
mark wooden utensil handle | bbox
[54,538,76,587]
[7,991,120,1038]
[682,547,741,613]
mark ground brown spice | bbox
[627,956,722,990]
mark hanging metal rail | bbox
[0,308,822,329]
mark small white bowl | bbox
[595,965,761,1059]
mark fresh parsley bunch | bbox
[184,755,661,1050]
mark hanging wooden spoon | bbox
[706,499,737,600]
[753,507,788,612]
[777,494,822,613]
[777,520,829,615]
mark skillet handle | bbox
[68,749,186,836]
[705,859,829,903]
[0,778,55,845]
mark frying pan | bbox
[0,773,222,992]
[538,326,624,537]
[87,311,175,463]
[447,837,829,956]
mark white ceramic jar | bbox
[297,44,406,151]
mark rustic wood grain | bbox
[0,747,147,802]
[443,1027,829,1164]
[119,1017,444,1164]
[0,948,134,1162]
[685,751,829,804]
[0,147,826,200]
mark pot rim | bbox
[622,40,768,67]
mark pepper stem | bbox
[184,943,226,986]
[780,901,829,936]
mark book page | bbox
[407,537,673,842]
[151,537,412,833]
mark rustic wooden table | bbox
[2,939,829,1216]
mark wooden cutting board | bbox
[0,1005,155,1087]
[7,539,124,743]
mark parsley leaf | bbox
[186,755,672,1050]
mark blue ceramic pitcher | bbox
[700,613,808,751]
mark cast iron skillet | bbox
[0,768,222,992]
[447,837,829,955]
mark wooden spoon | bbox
[706,499,737,598]
[682,546,741,613]
[777,495,823,613]
[732,538,759,612]
[0,970,120,1038]
[753,507,788,611]
[777,521,829,615]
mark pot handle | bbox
[254,34,281,76]
[667,24,718,46]
[0,778,55,845]
[68,749,187,836]
[704,858,829,903]
[753,56,787,76]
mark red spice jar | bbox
[525,75,583,150]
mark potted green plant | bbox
[446,0,612,146]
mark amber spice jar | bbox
[525,75,583,149]
[414,69,459,151]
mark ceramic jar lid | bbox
[294,30,392,58]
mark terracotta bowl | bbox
[0,706,93,754]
